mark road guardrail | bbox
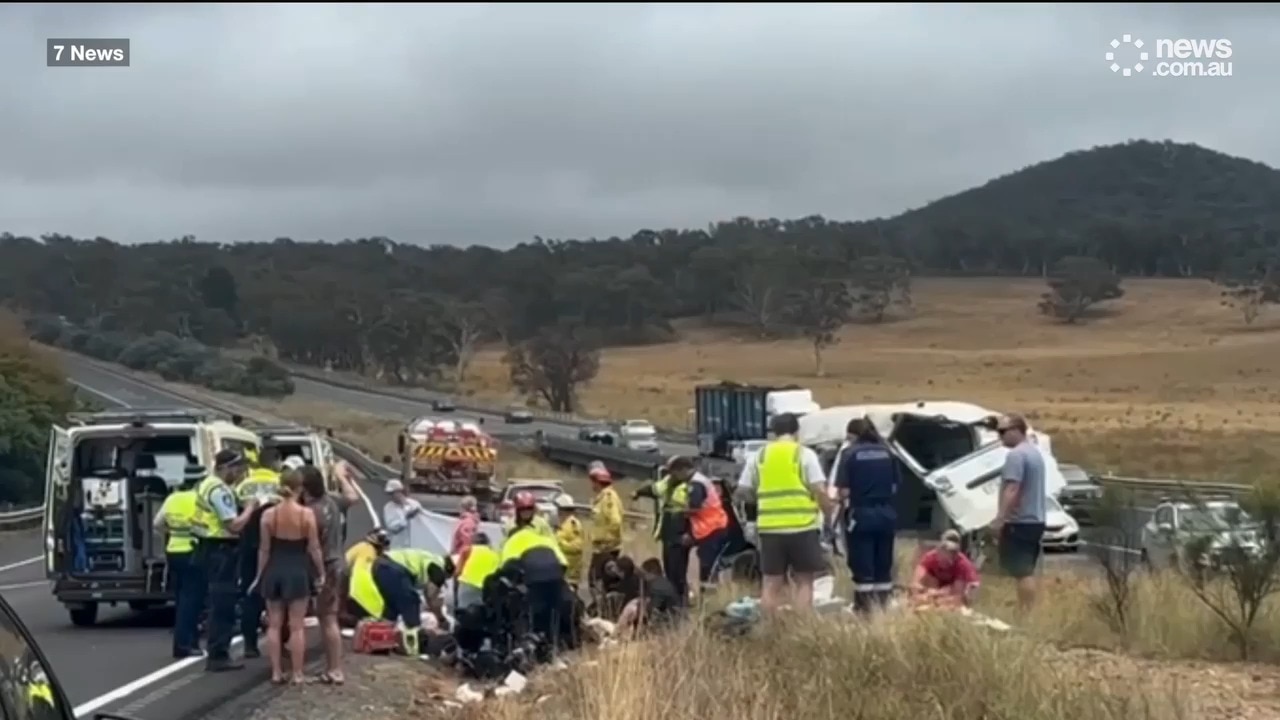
[0,505,43,530]
[1093,474,1252,498]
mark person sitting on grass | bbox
[910,529,980,609]
[617,558,684,638]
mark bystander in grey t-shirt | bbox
[1001,441,1046,525]
[311,494,353,565]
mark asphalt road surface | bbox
[0,356,392,719]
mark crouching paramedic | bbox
[348,547,453,655]
[502,491,570,648]
[340,529,389,627]
[455,532,501,612]
[838,418,899,613]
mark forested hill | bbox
[3,139,1278,371]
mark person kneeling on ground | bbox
[348,546,453,655]
[588,556,639,621]
[501,492,571,655]
[910,529,980,609]
[617,558,684,639]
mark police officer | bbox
[836,417,899,613]
[193,449,258,672]
[153,457,207,658]
[236,447,283,659]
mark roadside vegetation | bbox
[25,315,294,398]
[0,310,75,508]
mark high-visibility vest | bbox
[501,525,567,567]
[650,476,689,540]
[689,475,729,540]
[756,439,819,532]
[348,549,444,620]
[458,545,500,590]
[237,468,280,504]
[194,476,237,539]
[161,490,200,553]
[532,514,557,540]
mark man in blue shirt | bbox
[836,418,899,613]
[992,413,1047,612]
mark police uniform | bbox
[159,461,207,658]
[193,450,249,670]
[839,438,899,612]
[235,464,280,657]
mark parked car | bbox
[431,397,456,412]
[1057,463,1102,525]
[0,591,143,720]
[1140,499,1264,571]
[504,406,534,424]
[1041,495,1081,552]
[578,424,618,445]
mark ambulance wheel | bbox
[69,604,99,627]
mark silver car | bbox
[1140,499,1263,571]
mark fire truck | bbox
[396,416,499,503]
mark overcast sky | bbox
[0,3,1273,247]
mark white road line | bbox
[58,372,386,716]
[0,580,44,591]
[72,616,321,718]
[0,556,42,574]
[67,380,127,406]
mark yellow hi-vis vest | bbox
[160,489,199,553]
[501,525,568,567]
[349,549,444,620]
[237,468,281,504]
[756,439,819,533]
[459,545,501,590]
[194,476,237,539]
[650,475,690,540]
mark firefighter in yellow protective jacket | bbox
[587,463,624,590]
[553,495,585,589]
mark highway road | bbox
[0,356,394,719]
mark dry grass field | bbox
[461,278,1280,482]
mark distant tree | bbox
[788,281,853,377]
[849,255,912,322]
[505,323,600,413]
[1216,252,1280,325]
[440,300,490,385]
[1038,256,1124,323]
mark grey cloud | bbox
[0,3,1275,246]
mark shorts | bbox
[998,523,1045,579]
[315,559,342,617]
[758,530,826,577]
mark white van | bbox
[42,408,263,626]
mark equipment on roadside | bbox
[352,619,401,654]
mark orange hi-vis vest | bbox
[689,474,729,541]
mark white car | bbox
[620,419,660,452]
[1041,495,1081,552]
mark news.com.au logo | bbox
[1106,34,1232,78]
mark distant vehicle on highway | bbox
[578,424,618,445]
[1041,495,1081,552]
[504,406,534,424]
[620,419,660,452]
[1057,463,1102,525]
[1140,499,1263,571]
[431,397,456,412]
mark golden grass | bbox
[457,278,1280,481]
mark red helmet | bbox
[514,491,537,510]
[588,465,612,485]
